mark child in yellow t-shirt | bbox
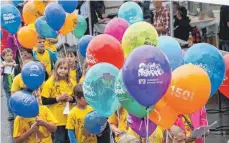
[66,84,97,143]
[45,38,58,52]
[41,58,76,143]
[13,92,57,143]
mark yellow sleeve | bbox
[11,75,21,93]
[66,111,75,130]
[13,117,22,138]
[41,80,51,98]
[127,128,141,140]
[43,106,58,124]
[108,113,118,125]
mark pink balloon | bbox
[104,18,130,43]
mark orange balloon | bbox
[59,12,78,36]
[34,0,54,15]
[22,2,43,24]
[219,54,229,98]
[164,64,211,114]
[18,26,37,49]
[149,98,178,129]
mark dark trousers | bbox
[219,39,229,52]
[85,18,95,35]
[53,126,69,143]
[97,123,114,143]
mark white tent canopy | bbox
[186,0,229,6]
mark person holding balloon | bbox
[33,36,58,76]
[41,58,76,143]
[45,38,58,52]
[66,84,97,143]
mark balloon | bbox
[122,45,171,107]
[219,54,229,98]
[84,111,107,135]
[12,0,24,7]
[182,50,186,57]
[1,4,21,34]
[35,16,58,38]
[158,36,183,70]
[59,12,77,35]
[118,2,143,24]
[58,0,78,13]
[127,113,157,137]
[72,15,87,39]
[104,18,130,43]
[45,2,66,31]
[184,43,226,97]
[78,35,93,57]
[149,99,178,129]
[21,61,45,91]
[83,63,120,117]
[122,22,158,57]
[86,34,124,69]
[164,64,211,114]
[0,29,2,40]
[115,70,154,118]
[28,23,36,31]
[18,26,38,49]
[22,2,42,25]
[34,0,54,15]
[9,90,39,118]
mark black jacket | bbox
[174,17,192,41]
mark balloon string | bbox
[154,109,162,122]
[62,35,67,56]
[13,34,23,64]
[139,120,143,130]
[204,126,206,143]
[166,130,170,143]
[76,45,82,72]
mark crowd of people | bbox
[1,0,229,143]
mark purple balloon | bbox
[122,45,171,107]
[127,113,157,137]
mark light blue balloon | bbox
[35,16,58,38]
[58,0,78,13]
[45,2,66,31]
[0,29,2,40]
[158,36,183,71]
[118,2,143,25]
[184,43,226,97]
[12,0,24,7]
[83,63,120,117]
[1,4,21,34]
[72,15,87,39]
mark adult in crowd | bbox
[152,1,170,36]
[219,5,229,52]
[77,0,107,35]
[132,0,152,23]
[174,6,192,41]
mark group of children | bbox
[1,35,208,143]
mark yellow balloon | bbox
[122,22,159,57]
[28,23,36,31]
[34,0,55,15]
[22,2,42,24]
[59,13,78,36]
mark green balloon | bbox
[72,15,87,39]
[115,70,154,118]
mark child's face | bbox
[21,50,32,61]
[37,38,45,52]
[66,53,77,65]
[57,63,69,77]
[4,52,13,62]
[76,96,87,106]
[173,132,186,143]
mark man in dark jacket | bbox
[77,1,107,35]
[219,5,229,52]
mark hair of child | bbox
[73,84,84,99]
[2,48,13,57]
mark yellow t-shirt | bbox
[70,69,77,85]
[128,127,164,143]
[79,76,84,83]
[182,115,192,136]
[108,108,128,142]
[34,49,52,75]
[41,76,75,126]
[45,39,57,52]
[13,105,58,143]
[11,73,26,93]
[66,106,97,143]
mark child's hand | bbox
[114,128,122,136]
[66,95,73,102]
[56,94,67,102]
[30,122,39,133]
[36,116,46,126]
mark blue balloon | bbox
[10,90,39,118]
[35,16,58,38]
[184,43,226,97]
[1,4,21,34]
[84,111,107,135]
[58,0,78,13]
[122,45,172,107]
[45,2,66,31]
[0,29,2,40]
[158,36,183,70]
[12,0,24,7]
[118,2,143,25]
[83,63,120,117]
[78,35,93,57]
[21,61,45,91]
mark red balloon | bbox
[86,34,124,69]
[219,54,229,98]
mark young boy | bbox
[1,48,17,120]
[33,36,58,76]
[13,91,57,143]
[66,84,97,143]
